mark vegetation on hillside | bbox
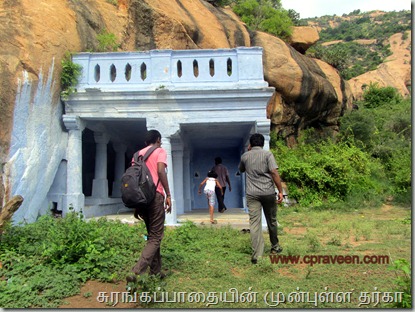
[271,84,411,208]
[210,0,294,39]
[305,10,411,79]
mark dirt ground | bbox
[59,280,139,308]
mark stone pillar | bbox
[92,132,110,198]
[112,142,127,198]
[256,120,271,151]
[161,137,177,225]
[63,116,85,215]
[183,149,192,212]
[241,141,250,212]
[172,140,184,215]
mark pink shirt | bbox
[135,145,168,195]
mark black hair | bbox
[207,170,218,178]
[145,130,161,145]
[215,157,222,165]
[249,133,265,147]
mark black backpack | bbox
[121,145,159,208]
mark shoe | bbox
[150,269,170,279]
[270,245,283,254]
[126,273,138,293]
[251,258,258,264]
[210,220,217,224]
[126,273,137,283]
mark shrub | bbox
[363,83,402,109]
[60,52,82,100]
[339,86,411,204]
[232,0,293,39]
[0,212,145,282]
[388,259,412,308]
[272,136,387,208]
[96,29,119,52]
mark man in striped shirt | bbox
[239,133,284,264]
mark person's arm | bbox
[157,162,172,213]
[215,180,223,195]
[238,159,245,173]
[225,174,232,192]
[270,168,284,203]
[198,178,208,194]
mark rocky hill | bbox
[0,0,350,161]
[304,10,411,99]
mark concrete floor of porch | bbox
[88,208,250,229]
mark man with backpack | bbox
[126,130,172,283]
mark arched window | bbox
[227,58,232,76]
[125,63,132,81]
[177,60,182,78]
[140,62,147,81]
[94,64,100,82]
[209,59,215,77]
[110,64,116,82]
[193,59,199,77]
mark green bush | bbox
[362,83,402,109]
[272,136,387,208]
[232,0,293,39]
[388,259,412,308]
[0,211,149,307]
[0,212,146,282]
[96,29,119,52]
[339,86,411,204]
[60,52,82,99]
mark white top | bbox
[204,178,216,192]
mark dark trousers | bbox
[215,186,227,212]
[246,194,279,260]
[132,192,165,276]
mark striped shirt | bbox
[239,146,278,196]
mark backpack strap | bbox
[143,145,159,161]
[132,145,161,188]
[132,145,159,165]
[144,145,160,188]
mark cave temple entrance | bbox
[61,47,275,225]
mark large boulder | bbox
[288,26,320,54]
[253,31,352,144]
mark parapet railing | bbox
[72,47,268,91]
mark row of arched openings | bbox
[93,58,233,83]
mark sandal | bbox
[210,220,217,224]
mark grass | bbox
[0,204,411,308]
[154,204,411,308]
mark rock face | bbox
[348,31,411,100]
[0,0,362,213]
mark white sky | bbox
[280,0,412,18]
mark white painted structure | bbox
[58,47,274,224]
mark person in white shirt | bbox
[198,171,223,224]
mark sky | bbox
[280,0,412,19]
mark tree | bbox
[287,8,301,25]
[233,0,293,39]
